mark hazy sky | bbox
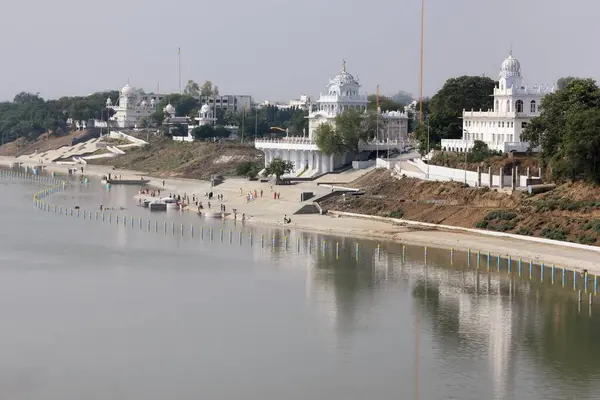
[1,0,598,102]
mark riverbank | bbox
[2,155,600,274]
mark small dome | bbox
[106,97,112,106]
[200,104,211,113]
[499,53,521,79]
[121,84,134,97]
[140,100,147,107]
[329,60,359,87]
[164,103,176,114]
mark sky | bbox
[1,0,598,103]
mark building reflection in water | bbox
[250,226,600,397]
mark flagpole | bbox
[178,47,182,94]
[419,0,425,123]
[376,84,380,160]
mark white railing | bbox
[255,137,314,145]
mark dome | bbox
[499,53,521,79]
[121,83,134,97]
[140,100,147,108]
[200,104,211,113]
[105,97,112,106]
[330,60,359,86]
[164,103,176,114]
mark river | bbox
[1,174,600,399]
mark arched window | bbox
[516,100,524,113]
[496,100,499,111]
[530,100,536,113]
[507,100,511,112]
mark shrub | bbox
[485,210,517,221]
[517,227,533,236]
[578,235,597,245]
[540,228,568,241]
[476,220,489,229]
[389,209,404,219]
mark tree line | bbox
[0,91,118,144]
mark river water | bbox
[2,174,600,399]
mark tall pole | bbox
[419,0,425,124]
[178,47,182,94]
[376,84,380,159]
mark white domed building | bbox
[106,83,157,129]
[172,103,217,142]
[255,61,409,177]
[441,52,556,153]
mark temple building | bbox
[106,83,159,129]
[441,52,556,153]
[172,104,217,142]
[255,61,409,177]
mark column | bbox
[488,167,492,187]
[329,154,334,172]
[500,169,504,189]
[315,152,321,173]
[515,166,519,187]
[295,151,301,170]
[477,166,481,187]
[526,167,531,178]
[538,167,542,178]
[511,168,515,190]
[308,151,313,170]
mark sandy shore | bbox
[3,155,600,274]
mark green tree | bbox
[200,81,213,97]
[214,126,231,138]
[236,161,261,178]
[522,78,600,182]
[212,85,219,96]
[367,95,404,112]
[264,157,293,180]
[193,125,215,140]
[184,80,200,96]
[391,91,414,105]
[426,76,496,144]
[156,94,199,117]
[557,76,577,90]
[315,108,378,159]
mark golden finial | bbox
[342,59,346,72]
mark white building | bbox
[199,94,252,114]
[441,52,556,153]
[172,104,217,142]
[106,84,158,129]
[255,61,409,177]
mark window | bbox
[530,100,536,113]
[507,100,511,112]
[522,122,528,129]
[496,100,499,111]
[515,100,524,113]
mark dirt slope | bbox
[322,169,600,246]
[88,138,264,179]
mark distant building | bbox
[106,83,157,129]
[172,104,216,142]
[255,61,408,177]
[199,94,252,114]
[441,52,556,153]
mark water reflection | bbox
[5,173,600,399]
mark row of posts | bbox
[9,168,596,304]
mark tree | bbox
[264,157,293,180]
[315,108,378,159]
[367,95,404,112]
[522,78,600,182]
[426,76,496,143]
[193,125,215,140]
[391,91,414,105]
[213,126,231,138]
[200,81,213,97]
[212,85,219,96]
[236,161,261,178]
[156,94,199,117]
[557,76,577,90]
[184,80,200,96]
